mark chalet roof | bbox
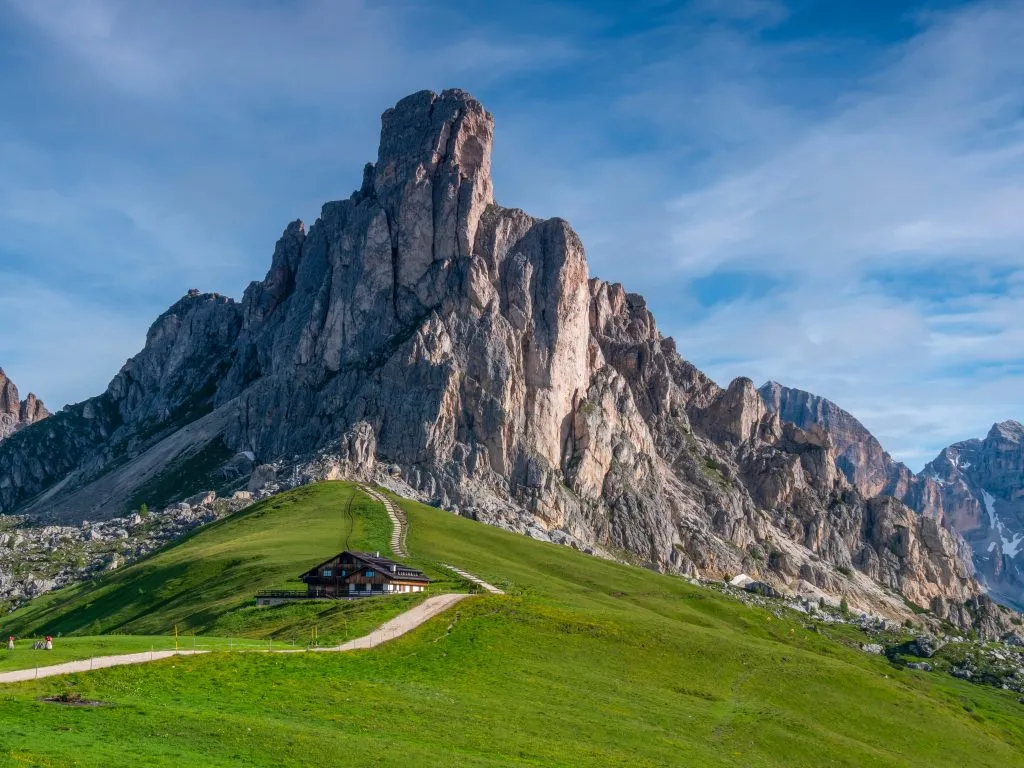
[299,550,430,583]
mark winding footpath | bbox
[359,485,408,557]
[329,593,469,651]
[0,650,207,685]
[440,563,505,594]
[0,594,471,684]
[0,486,493,685]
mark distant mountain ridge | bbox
[0,89,1017,636]
[759,382,1024,611]
[0,368,48,441]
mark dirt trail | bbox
[0,650,206,685]
[327,593,469,651]
[359,485,408,557]
[441,564,505,594]
[0,595,469,685]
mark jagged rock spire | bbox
[372,89,495,313]
[0,367,48,440]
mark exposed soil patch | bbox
[39,692,110,707]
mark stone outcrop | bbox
[0,368,48,441]
[758,382,942,515]
[0,490,253,612]
[921,421,1024,611]
[760,382,1024,612]
[0,89,1011,635]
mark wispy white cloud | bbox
[0,0,579,406]
[668,4,1024,275]
[7,0,575,102]
[0,274,144,407]
[494,1,1020,468]
[1,0,1021,472]
[688,0,789,26]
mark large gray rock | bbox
[0,89,1014,636]
[0,368,48,441]
[758,381,942,513]
[921,422,1024,611]
[759,382,1024,612]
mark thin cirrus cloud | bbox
[661,2,1024,468]
[0,0,578,408]
[0,0,1021,470]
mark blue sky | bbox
[1,0,1021,470]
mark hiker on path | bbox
[44,636,53,650]
[6,636,12,651]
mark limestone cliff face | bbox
[0,369,48,441]
[757,382,940,513]
[921,422,1024,611]
[760,382,1024,613]
[0,89,1008,634]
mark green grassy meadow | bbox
[0,481,1022,767]
[1,484,465,670]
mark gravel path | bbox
[441,564,505,594]
[359,485,408,557]
[326,593,469,651]
[0,650,207,685]
[2,488,489,685]
[0,595,469,685]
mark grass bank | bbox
[0,482,1020,767]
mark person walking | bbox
[6,635,13,651]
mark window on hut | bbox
[323,569,332,577]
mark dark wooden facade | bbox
[299,551,429,598]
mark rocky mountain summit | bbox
[0,368,48,441]
[0,89,1016,636]
[922,421,1024,611]
[760,383,1024,612]
[758,382,930,504]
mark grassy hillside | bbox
[4,483,465,647]
[1,482,1023,767]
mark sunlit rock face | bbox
[760,382,1024,613]
[0,368,48,441]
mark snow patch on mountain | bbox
[982,490,1024,559]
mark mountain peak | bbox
[988,420,1024,444]
[0,368,48,440]
[374,88,493,209]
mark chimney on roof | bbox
[375,551,380,558]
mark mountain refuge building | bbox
[300,550,429,597]
[257,551,429,605]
